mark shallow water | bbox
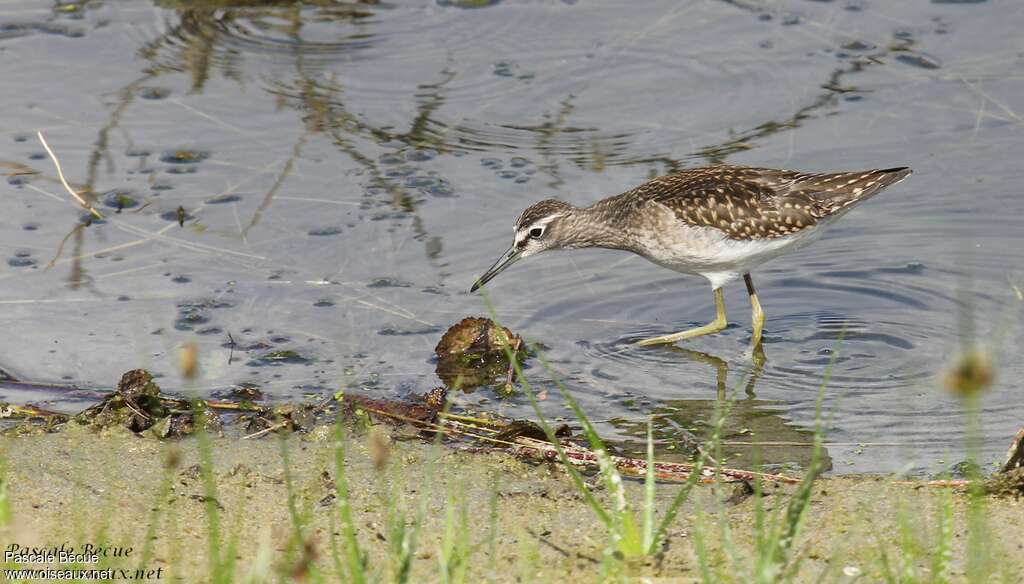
[1,0,1021,474]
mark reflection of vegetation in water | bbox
[48,0,924,264]
[692,58,877,164]
[151,0,382,92]
[89,0,913,253]
[505,95,576,189]
[265,71,453,256]
[146,2,464,258]
[48,1,446,268]
[143,2,656,184]
[683,2,924,165]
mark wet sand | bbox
[3,426,1021,582]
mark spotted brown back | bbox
[622,165,911,240]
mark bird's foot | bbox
[747,341,767,368]
[635,319,727,347]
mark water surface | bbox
[1,0,1022,473]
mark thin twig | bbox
[46,222,86,269]
[352,399,797,485]
[241,420,290,440]
[0,403,66,419]
[122,398,153,421]
[892,479,970,488]
[36,131,104,219]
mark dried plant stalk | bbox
[36,131,104,219]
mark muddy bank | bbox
[2,427,1022,582]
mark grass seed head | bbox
[178,342,199,380]
[944,348,994,397]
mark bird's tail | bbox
[803,167,912,211]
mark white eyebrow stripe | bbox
[515,214,561,246]
[525,214,562,231]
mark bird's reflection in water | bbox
[610,345,831,472]
[662,344,765,401]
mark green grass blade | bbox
[486,480,500,584]
[332,421,366,584]
[137,452,179,572]
[642,419,656,553]
[651,385,734,551]
[491,341,611,525]
[193,399,226,582]
[0,456,11,527]
[279,435,306,543]
[930,485,954,584]
[327,512,345,581]
[691,501,714,583]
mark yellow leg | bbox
[637,288,727,346]
[744,274,765,350]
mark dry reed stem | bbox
[36,131,104,219]
[241,420,290,440]
[353,400,798,485]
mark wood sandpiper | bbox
[471,165,912,351]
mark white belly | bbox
[634,218,825,289]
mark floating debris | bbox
[206,193,242,204]
[138,86,171,100]
[338,393,439,429]
[2,368,268,437]
[894,51,942,70]
[308,226,343,236]
[102,189,139,211]
[423,386,448,410]
[75,369,168,433]
[434,317,528,393]
[160,149,210,164]
[367,277,412,288]
[7,251,37,268]
[150,409,222,439]
[227,383,264,402]
[70,369,213,437]
[0,403,68,436]
[435,317,524,358]
[437,0,503,7]
[247,350,313,367]
[241,403,323,439]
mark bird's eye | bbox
[529,227,544,238]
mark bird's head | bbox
[470,199,574,292]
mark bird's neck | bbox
[561,196,637,251]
